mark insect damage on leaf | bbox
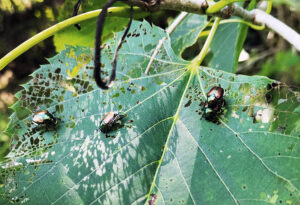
[202,86,226,123]
[2,16,300,205]
[32,110,60,130]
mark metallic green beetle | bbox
[99,112,125,133]
[203,86,225,123]
[32,110,58,128]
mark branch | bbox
[232,5,300,51]
[125,0,300,51]
[125,0,208,14]
[252,9,300,51]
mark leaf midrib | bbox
[145,68,194,203]
[10,70,188,204]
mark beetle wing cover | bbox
[32,115,44,124]
[102,112,114,124]
[33,111,51,124]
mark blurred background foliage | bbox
[0,0,299,160]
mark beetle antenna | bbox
[73,0,83,30]
[108,6,133,88]
[94,0,118,89]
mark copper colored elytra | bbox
[99,112,125,133]
[32,110,59,129]
[203,86,226,123]
[207,86,224,100]
[32,111,48,124]
[101,112,116,124]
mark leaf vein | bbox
[177,119,239,205]
[167,148,197,205]
[220,119,300,196]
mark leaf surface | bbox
[1,21,300,205]
[170,13,207,56]
[207,21,247,72]
[207,2,253,73]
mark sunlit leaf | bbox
[1,20,300,205]
[54,0,130,52]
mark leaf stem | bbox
[191,17,220,100]
[0,7,149,71]
[220,19,265,30]
[206,0,244,14]
[191,17,220,67]
[205,19,265,32]
[265,0,273,14]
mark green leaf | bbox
[207,21,248,73]
[58,0,127,21]
[1,20,300,205]
[168,12,247,73]
[54,0,129,52]
[207,2,255,73]
[170,14,207,56]
[53,17,129,52]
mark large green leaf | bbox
[207,1,255,73]
[53,17,129,52]
[168,13,247,73]
[54,0,130,52]
[1,20,300,205]
[170,13,207,56]
[207,21,248,73]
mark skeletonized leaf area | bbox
[1,20,300,205]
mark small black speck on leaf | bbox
[184,99,192,108]
[54,68,61,74]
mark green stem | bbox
[0,7,149,71]
[192,17,220,100]
[220,19,265,30]
[266,0,272,14]
[206,0,244,14]
[192,17,221,67]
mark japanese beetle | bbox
[207,86,224,105]
[32,110,59,130]
[203,86,225,123]
[99,112,125,133]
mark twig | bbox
[125,0,300,51]
[232,4,300,51]
[252,9,300,51]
